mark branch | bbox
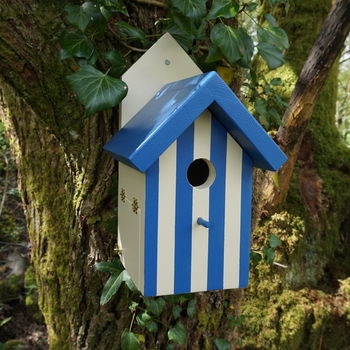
[260,0,350,214]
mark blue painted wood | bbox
[207,118,227,291]
[174,124,194,294]
[144,160,159,296]
[104,71,287,172]
[239,152,253,288]
[197,217,210,228]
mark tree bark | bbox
[0,1,242,349]
[260,0,350,213]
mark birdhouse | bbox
[104,33,287,297]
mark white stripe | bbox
[224,135,242,288]
[157,141,177,295]
[191,111,211,292]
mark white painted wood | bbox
[118,163,145,291]
[157,141,177,295]
[119,33,205,295]
[120,33,202,127]
[191,111,212,292]
[224,135,242,289]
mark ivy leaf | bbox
[168,322,187,345]
[270,77,282,86]
[117,22,149,47]
[145,319,158,333]
[187,298,196,318]
[95,259,124,274]
[251,251,262,265]
[258,26,289,51]
[262,246,275,264]
[60,32,94,60]
[64,2,97,32]
[172,304,182,319]
[99,269,130,304]
[169,0,207,19]
[208,0,239,20]
[269,234,282,248]
[206,44,224,63]
[144,297,166,317]
[67,65,127,115]
[104,50,127,77]
[257,42,285,69]
[210,24,253,68]
[103,0,129,16]
[214,338,231,350]
[121,330,140,350]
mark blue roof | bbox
[104,71,287,172]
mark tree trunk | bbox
[239,0,350,348]
[0,1,241,349]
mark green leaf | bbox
[104,50,127,77]
[264,13,278,27]
[166,345,175,350]
[95,259,124,274]
[269,234,282,248]
[258,26,289,51]
[103,0,129,16]
[172,304,182,319]
[117,22,149,47]
[251,251,262,265]
[67,65,128,115]
[129,301,139,312]
[262,246,275,264]
[168,322,187,345]
[257,42,285,70]
[246,2,258,11]
[187,298,196,318]
[272,172,280,188]
[121,330,140,350]
[205,44,224,63]
[169,0,207,19]
[270,77,282,86]
[124,272,138,292]
[145,319,158,332]
[210,24,253,68]
[144,297,166,317]
[0,316,12,328]
[60,32,94,60]
[208,0,239,20]
[99,269,130,304]
[64,2,96,32]
[255,98,268,116]
[214,338,231,350]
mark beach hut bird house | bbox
[104,33,287,297]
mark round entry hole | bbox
[187,158,216,189]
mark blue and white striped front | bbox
[143,111,253,297]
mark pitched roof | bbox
[104,71,287,172]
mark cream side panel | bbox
[121,33,202,127]
[223,135,242,289]
[191,111,211,292]
[118,163,145,292]
[157,141,177,295]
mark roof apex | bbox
[104,71,287,172]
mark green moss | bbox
[3,340,26,350]
[0,274,22,303]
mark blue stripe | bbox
[144,160,159,296]
[239,152,253,287]
[207,119,227,291]
[174,125,194,294]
